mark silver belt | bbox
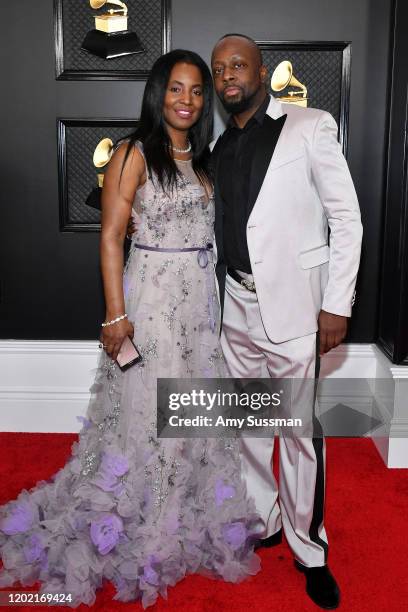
[227,267,256,292]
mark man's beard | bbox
[220,87,259,115]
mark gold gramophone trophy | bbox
[85,138,114,211]
[93,137,114,186]
[271,61,308,107]
[81,1,144,60]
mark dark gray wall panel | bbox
[0,0,393,340]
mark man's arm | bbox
[310,111,363,354]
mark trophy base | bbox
[85,186,102,211]
[278,96,308,108]
[81,30,144,60]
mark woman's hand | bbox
[100,318,135,361]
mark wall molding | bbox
[0,341,407,467]
[0,340,100,433]
[0,340,99,354]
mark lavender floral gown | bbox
[0,143,260,608]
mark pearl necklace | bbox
[171,140,192,154]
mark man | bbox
[210,34,362,609]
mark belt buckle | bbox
[240,278,256,292]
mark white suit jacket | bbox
[213,94,363,343]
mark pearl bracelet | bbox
[101,313,128,327]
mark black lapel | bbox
[211,131,230,325]
[212,131,230,262]
[247,113,287,216]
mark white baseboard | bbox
[0,341,407,467]
[0,341,99,433]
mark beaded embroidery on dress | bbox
[0,142,261,608]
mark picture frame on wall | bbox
[54,0,171,80]
[257,41,351,154]
[57,118,139,231]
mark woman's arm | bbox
[100,142,146,360]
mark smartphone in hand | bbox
[116,336,143,371]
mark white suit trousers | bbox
[221,273,328,567]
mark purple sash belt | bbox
[133,243,216,333]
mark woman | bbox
[0,50,260,608]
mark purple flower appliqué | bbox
[93,450,129,492]
[76,416,92,429]
[222,522,248,550]
[90,513,124,555]
[0,500,35,535]
[100,450,129,477]
[142,555,160,586]
[23,533,47,566]
[215,479,236,507]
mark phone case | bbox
[116,336,143,371]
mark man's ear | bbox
[260,64,268,84]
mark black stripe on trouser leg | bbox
[309,332,328,564]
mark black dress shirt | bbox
[218,94,270,273]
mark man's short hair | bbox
[215,33,263,64]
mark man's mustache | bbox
[221,85,244,96]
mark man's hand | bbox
[318,310,348,355]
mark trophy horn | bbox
[90,0,128,15]
[271,60,307,94]
[85,137,114,207]
[271,60,308,106]
[93,138,114,168]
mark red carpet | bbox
[1,434,407,611]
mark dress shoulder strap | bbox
[132,139,146,159]
[112,137,145,159]
[132,140,149,178]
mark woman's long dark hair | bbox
[120,49,214,190]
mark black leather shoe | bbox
[254,528,282,550]
[295,560,340,609]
